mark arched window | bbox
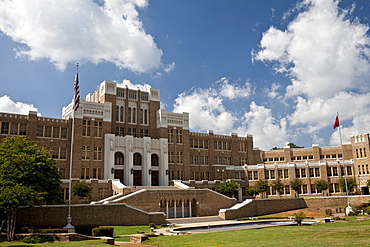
[115,152,124,166]
[115,106,119,121]
[151,154,159,166]
[128,108,132,123]
[134,153,142,166]
[120,106,124,122]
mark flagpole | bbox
[64,63,79,233]
[335,111,353,215]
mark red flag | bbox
[333,115,339,129]
[73,65,80,111]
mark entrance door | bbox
[114,170,124,184]
[151,171,159,186]
[133,170,142,186]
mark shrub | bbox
[325,209,333,216]
[28,228,67,233]
[294,212,306,226]
[92,226,114,237]
[149,223,157,229]
[22,235,53,243]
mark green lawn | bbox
[144,219,370,247]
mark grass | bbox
[144,219,370,247]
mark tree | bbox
[313,180,329,196]
[287,143,304,148]
[217,180,238,197]
[339,176,357,194]
[72,181,92,202]
[271,179,285,197]
[0,137,63,241]
[256,180,269,198]
[246,185,260,198]
[290,179,303,197]
[294,212,306,226]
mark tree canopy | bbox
[271,142,304,150]
[217,180,238,197]
[0,137,63,241]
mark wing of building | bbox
[1,80,369,203]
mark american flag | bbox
[73,65,80,111]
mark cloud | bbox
[253,0,370,99]
[173,86,236,134]
[217,77,252,100]
[0,95,39,115]
[0,0,163,73]
[117,79,151,91]
[235,102,289,150]
[264,82,282,100]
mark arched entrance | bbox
[114,152,124,183]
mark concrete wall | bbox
[107,189,237,217]
[219,198,307,220]
[17,203,166,228]
[219,195,370,220]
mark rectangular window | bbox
[94,147,102,160]
[168,129,174,143]
[82,146,90,160]
[53,126,60,138]
[82,120,91,136]
[94,121,103,137]
[60,148,67,159]
[52,147,59,159]
[10,123,18,135]
[177,152,183,164]
[168,152,174,163]
[176,129,183,144]
[44,126,52,137]
[285,185,290,195]
[37,125,44,137]
[284,169,289,178]
[1,122,9,134]
[253,171,258,180]
[81,168,90,179]
[115,127,124,136]
[19,124,27,135]
[61,127,67,138]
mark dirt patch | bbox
[275,207,328,217]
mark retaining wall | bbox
[17,203,166,228]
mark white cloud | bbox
[0,0,163,73]
[173,87,236,134]
[217,77,252,100]
[289,92,370,133]
[0,95,39,115]
[254,0,370,99]
[117,79,151,91]
[265,82,281,99]
[235,102,289,150]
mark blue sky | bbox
[1,0,370,150]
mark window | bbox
[19,124,27,135]
[248,171,258,180]
[309,168,320,177]
[134,153,142,165]
[82,120,91,136]
[94,121,103,137]
[82,146,90,160]
[37,125,43,136]
[61,128,67,138]
[1,122,9,134]
[168,129,174,143]
[168,152,174,163]
[94,147,102,160]
[81,168,90,179]
[44,126,51,137]
[92,168,102,179]
[278,169,289,179]
[296,168,306,178]
[265,170,275,179]
[177,152,183,164]
[52,147,59,159]
[115,152,124,165]
[115,127,124,136]
[10,123,18,135]
[176,129,183,144]
[60,148,67,159]
[53,126,60,138]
